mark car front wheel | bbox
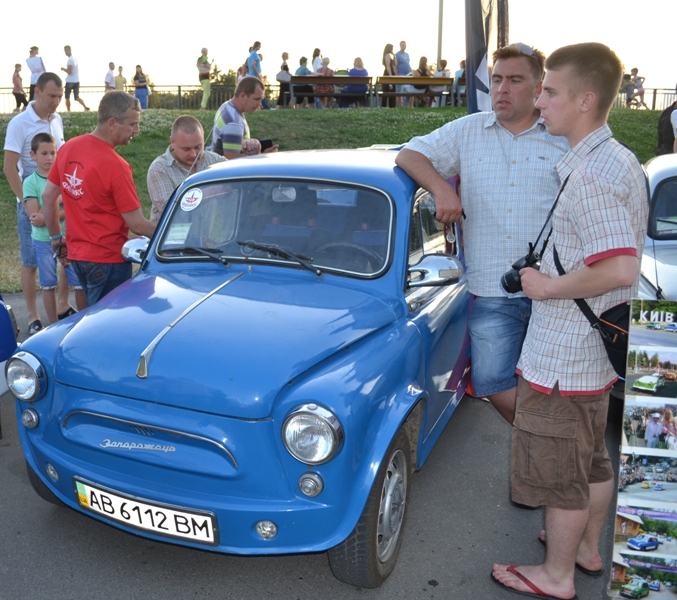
[327,428,411,588]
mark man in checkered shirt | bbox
[491,43,648,600]
[397,44,568,424]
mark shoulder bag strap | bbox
[551,246,601,328]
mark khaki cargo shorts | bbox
[510,376,614,510]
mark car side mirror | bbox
[122,237,150,264]
[407,255,462,288]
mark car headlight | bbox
[282,404,344,465]
[5,352,46,402]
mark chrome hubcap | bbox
[376,448,407,562]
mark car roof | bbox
[190,149,418,199]
[645,153,677,194]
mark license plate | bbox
[74,479,218,545]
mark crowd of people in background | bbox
[10,42,662,115]
[10,41,470,113]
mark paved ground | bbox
[1,291,619,599]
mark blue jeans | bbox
[468,296,532,397]
[72,260,132,306]
[33,239,81,289]
[17,202,37,268]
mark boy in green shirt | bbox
[23,132,85,324]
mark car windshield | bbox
[157,179,393,277]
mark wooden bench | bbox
[288,75,374,107]
[375,76,454,106]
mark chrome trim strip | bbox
[136,272,244,379]
[62,410,238,468]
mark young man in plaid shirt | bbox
[492,43,649,600]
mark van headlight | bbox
[5,352,46,402]
[282,404,344,464]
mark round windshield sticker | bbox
[180,188,203,212]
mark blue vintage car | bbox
[0,292,19,437]
[627,533,661,551]
[6,150,471,588]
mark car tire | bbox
[26,461,65,507]
[327,428,411,588]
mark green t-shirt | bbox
[22,171,65,242]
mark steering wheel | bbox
[316,242,383,269]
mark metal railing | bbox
[0,83,283,114]
[613,88,676,111]
[1,85,674,114]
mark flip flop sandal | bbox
[58,307,77,320]
[491,565,578,599]
[28,320,43,336]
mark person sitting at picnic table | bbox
[316,57,334,108]
[276,63,291,108]
[338,57,368,108]
[294,57,315,108]
[400,56,431,107]
[429,59,450,107]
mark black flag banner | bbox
[465,0,509,114]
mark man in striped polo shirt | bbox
[211,77,278,160]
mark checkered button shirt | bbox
[147,147,226,224]
[517,125,649,394]
[405,111,568,296]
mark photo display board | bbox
[613,299,677,595]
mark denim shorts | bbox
[71,260,132,306]
[511,376,613,510]
[65,82,80,100]
[17,202,37,268]
[468,296,531,397]
[33,239,81,289]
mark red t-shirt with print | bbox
[48,133,141,263]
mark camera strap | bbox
[529,174,571,260]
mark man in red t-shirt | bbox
[43,90,156,305]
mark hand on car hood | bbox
[54,270,398,418]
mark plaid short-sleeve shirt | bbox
[517,125,649,394]
[405,112,568,296]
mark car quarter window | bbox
[654,177,677,235]
[408,191,458,267]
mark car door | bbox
[406,190,471,441]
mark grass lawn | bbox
[0,106,661,292]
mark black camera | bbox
[501,252,541,294]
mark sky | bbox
[3,0,675,95]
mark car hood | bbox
[642,239,677,299]
[54,269,398,418]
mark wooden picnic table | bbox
[287,75,374,107]
[375,76,454,105]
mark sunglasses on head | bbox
[511,43,535,56]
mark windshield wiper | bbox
[237,240,321,276]
[180,246,229,266]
